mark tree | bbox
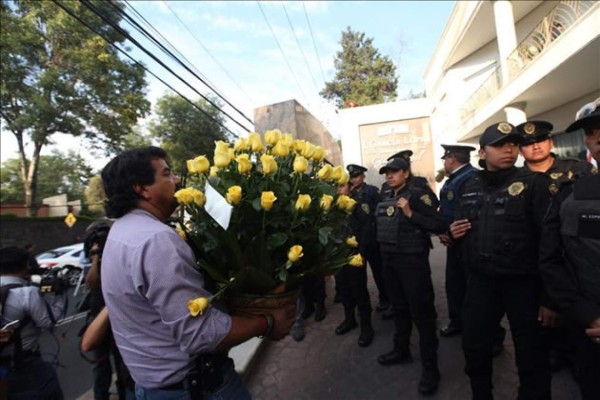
[320,27,398,108]
[84,175,105,216]
[1,150,94,204]
[0,1,149,215]
[149,94,227,175]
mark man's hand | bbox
[538,306,563,328]
[585,317,600,345]
[0,328,13,343]
[268,302,297,340]
[449,219,471,240]
[438,233,454,247]
[397,197,412,218]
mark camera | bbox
[32,269,69,295]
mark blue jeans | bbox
[7,354,64,400]
[134,359,251,400]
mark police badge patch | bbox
[447,191,454,201]
[549,183,558,195]
[420,194,432,206]
[361,203,370,214]
[549,172,563,180]
[523,123,536,135]
[386,206,395,216]
[508,182,525,196]
[498,122,512,134]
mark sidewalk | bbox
[245,243,581,399]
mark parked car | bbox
[36,243,84,287]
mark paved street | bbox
[246,242,581,400]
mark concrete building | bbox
[425,0,599,161]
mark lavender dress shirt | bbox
[101,209,231,389]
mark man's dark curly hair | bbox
[101,146,168,218]
[0,246,29,275]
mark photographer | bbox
[0,246,66,400]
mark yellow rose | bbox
[272,141,290,157]
[293,155,308,173]
[336,194,357,213]
[337,171,350,185]
[191,189,206,207]
[188,297,209,317]
[294,139,305,154]
[260,154,277,175]
[264,129,282,145]
[346,236,358,248]
[174,188,193,205]
[228,148,235,161]
[320,194,334,211]
[210,166,219,177]
[300,142,315,158]
[236,154,252,174]
[214,140,230,155]
[213,152,231,168]
[295,194,312,211]
[287,245,304,263]
[186,159,201,174]
[261,191,277,211]
[280,133,294,148]
[317,164,333,180]
[330,166,343,181]
[312,146,325,161]
[247,132,264,152]
[348,254,364,267]
[187,156,210,174]
[226,186,242,206]
[233,137,248,151]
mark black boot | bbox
[492,325,506,357]
[335,309,357,335]
[358,315,374,347]
[377,348,412,366]
[314,301,327,322]
[301,302,315,319]
[418,361,440,395]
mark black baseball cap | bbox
[441,144,476,160]
[566,99,600,133]
[387,150,413,162]
[479,122,521,147]
[516,121,553,146]
[379,158,410,174]
[346,164,367,177]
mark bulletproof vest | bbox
[543,156,593,192]
[560,175,600,302]
[457,168,538,276]
[376,187,429,254]
[440,164,476,224]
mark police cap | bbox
[516,121,553,146]
[346,164,367,177]
[379,158,410,174]
[479,122,521,147]
[387,149,413,162]
[440,144,476,160]
[566,98,600,133]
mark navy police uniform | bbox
[380,150,437,204]
[376,157,447,395]
[438,145,477,336]
[456,123,553,400]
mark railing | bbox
[458,0,597,132]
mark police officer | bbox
[333,164,377,347]
[437,145,477,338]
[0,246,66,400]
[540,99,599,400]
[348,164,388,311]
[375,157,447,396]
[517,120,594,372]
[380,150,435,200]
[450,122,554,400]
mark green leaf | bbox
[266,232,288,250]
[318,227,333,246]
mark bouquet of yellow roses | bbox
[175,129,363,307]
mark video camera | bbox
[31,269,69,296]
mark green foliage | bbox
[320,27,398,108]
[1,150,93,203]
[84,175,105,216]
[149,94,227,176]
[0,0,149,213]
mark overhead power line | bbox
[257,1,309,105]
[98,0,254,130]
[160,0,256,106]
[51,0,241,138]
[302,1,327,88]
[281,1,320,93]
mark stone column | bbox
[493,0,518,86]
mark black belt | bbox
[159,354,229,393]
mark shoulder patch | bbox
[420,194,432,206]
[592,166,598,175]
[447,190,454,201]
[361,203,370,214]
[548,183,558,195]
[549,172,563,180]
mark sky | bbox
[0,0,455,171]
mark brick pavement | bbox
[245,242,581,400]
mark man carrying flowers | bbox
[375,157,447,396]
[100,147,296,399]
